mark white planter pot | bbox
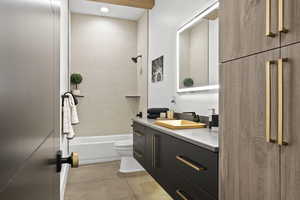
[72,89,80,96]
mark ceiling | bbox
[70,0,146,21]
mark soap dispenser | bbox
[208,108,219,130]
[168,96,176,119]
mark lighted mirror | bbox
[177,2,219,93]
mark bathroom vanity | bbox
[132,118,219,200]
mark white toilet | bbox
[114,137,144,173]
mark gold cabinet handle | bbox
[277,58,288,145]
[278,0,288,33]
[176,190,189,200]
[176,156,205,172]
[134,131,144,137]
[266,0,276,37]
[134,150,143,158]
[266,60,276,143]
[152,135,157,168]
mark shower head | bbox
[131,55,142,63]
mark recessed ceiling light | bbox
[100,7,110,13]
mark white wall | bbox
[148,0,219,115]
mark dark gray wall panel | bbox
[0,0,60,198]
[0,132,59,200]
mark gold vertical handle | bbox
[176,190,189,200]
[266,60,276,143]
[278,0,288,33]
[266,0,275,37]
[277,58,288,145]
[152,135,156,168]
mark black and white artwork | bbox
[152,56,164,83]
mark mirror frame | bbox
[176,2,219,93]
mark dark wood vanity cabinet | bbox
[133,122,219,200]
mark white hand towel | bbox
[66,93,79,124]
[67,126,75,139]
[63,98,72,134]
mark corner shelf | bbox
[74,95,85,98]
[125,95,141,98]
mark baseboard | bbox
[60,164,70,200]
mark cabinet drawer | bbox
[170,174,216,200]
[170,137,218,198]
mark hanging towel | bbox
[67,127,75,140]
[63,97,73,137]
[63,93,79,140]
[66,93,79,125]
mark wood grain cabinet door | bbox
[280,0,300,46]
[219,50,281,200]
[220,0,280,62]
[280,43,300,200]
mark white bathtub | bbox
[70,134,132,165]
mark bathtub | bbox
[69,134,132,165]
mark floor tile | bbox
[65,179,134,200]
[125,174,172,200]
[65,161,172,200]
[68,162,120,184]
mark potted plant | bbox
[183,78,194,87]
[71,73,83,95]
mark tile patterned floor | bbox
[65,161,173,200]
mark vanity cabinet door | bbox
[219,50,281,200]
[220,0,280,62]
[133,123,149,170]
[280,43,300,200]
[147,129,175,194]
[281,0,300,46]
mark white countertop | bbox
[133,118,219,152]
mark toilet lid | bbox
[114,139,133,147]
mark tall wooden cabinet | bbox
[220,0,300,200]
[220,50,281,200]
[219,0,279,62]
[220,0,300,63]
[281,1,300,46]
[280,43,300,200]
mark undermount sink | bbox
[154,120,206,130]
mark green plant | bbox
[71,73,83,89]
[183,78,194,87]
